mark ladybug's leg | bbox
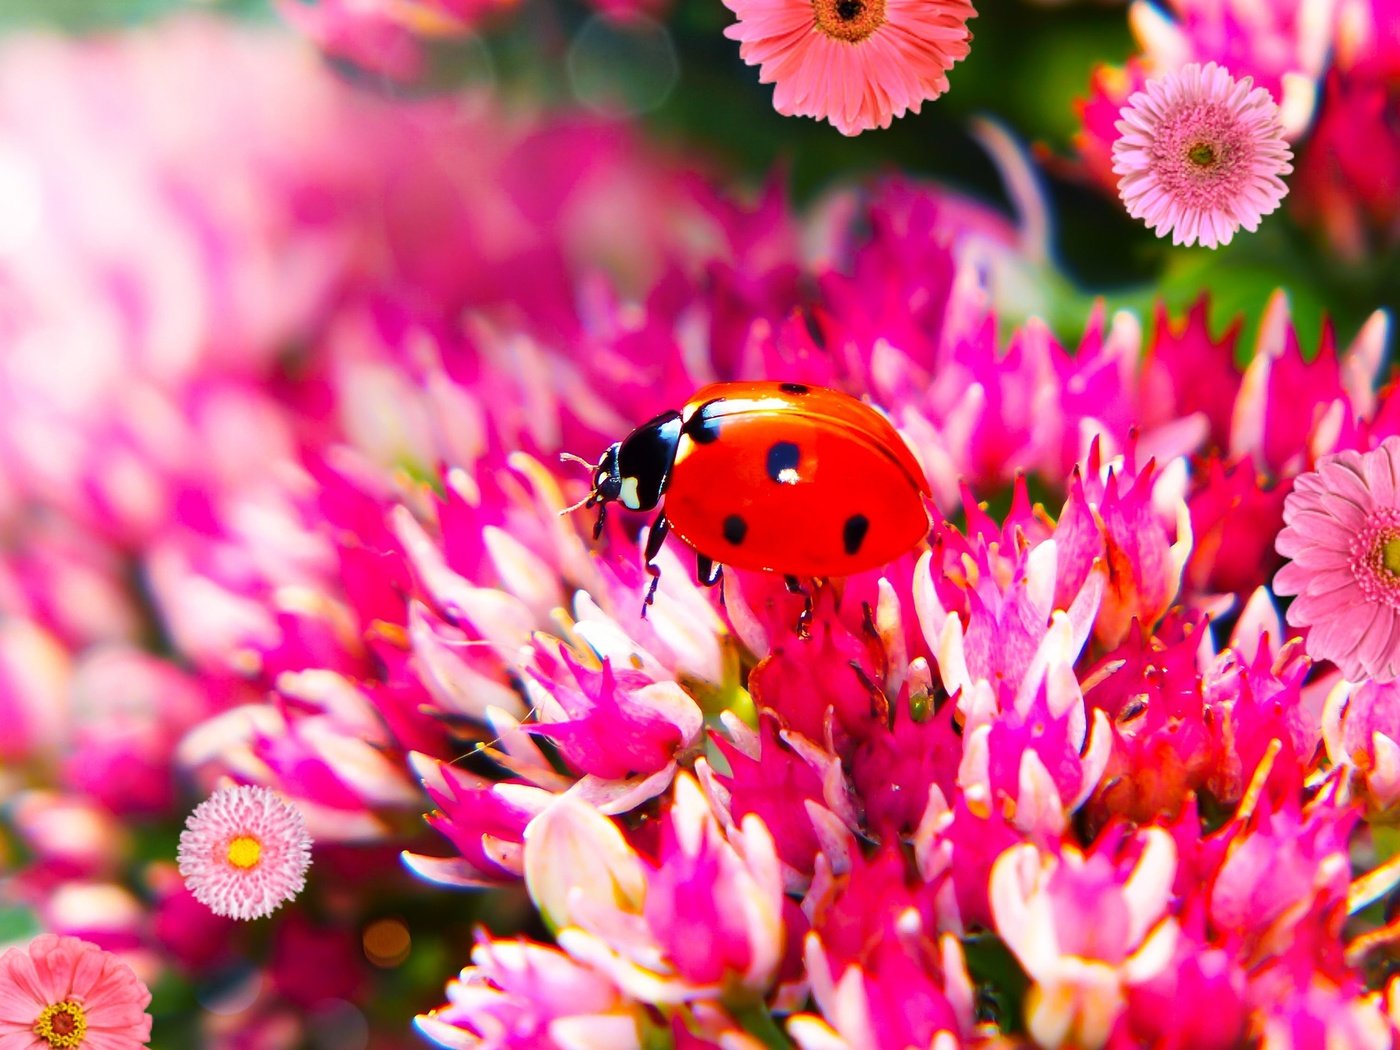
[695,554,723,588]
[640,512,671,614]
[784,575,814,639]
[592,502,608,541]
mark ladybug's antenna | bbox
[558,451,598,516]
[559,492,595,516]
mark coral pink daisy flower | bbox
[722,0,976,136]
[177,785,313,920]
[1275,438,1400,683]
[1112,61,1292,248]
[0,934,152,1049]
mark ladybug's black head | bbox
[591,443,623,505]
[564,410,684,539]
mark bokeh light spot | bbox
[567,14,678,117]
[363,917,411,967]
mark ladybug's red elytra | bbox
[567,381,932,610]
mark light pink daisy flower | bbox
[722,0,976,136]
[177,785,313,920]
[1112,61,1293,248]
[0,934,152,1049]
[1275,438,1400,683]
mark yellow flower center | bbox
[34,1000,86,1048]
[1383,536,1400,577]
[227,834,263,869]
[812,0,886,42]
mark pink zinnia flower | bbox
[1275,438,1400,682]
[177,785,313,920]
[722,0,976,136]
[0,934,152,1049]
[1112,62,1293,248]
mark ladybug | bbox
[565,381,931,610]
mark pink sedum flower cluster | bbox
[1,13,1399,1050]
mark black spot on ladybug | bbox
[842,513,869,556]
[780,383,810,395]
[684,401,723,445]
[723,514,748,545]
[766,441,801,484]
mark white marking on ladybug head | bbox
[620,476,642,510]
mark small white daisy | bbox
[177,785,313,920]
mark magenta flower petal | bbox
[1112,62,1293,248]
[1325,679,1400,815]
[416,936,640,1050]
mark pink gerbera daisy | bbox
[1275,438,1400,682]
[722,0,976,136]
[177,785,313,920]
[1112,62,1292,248]
[0,934,152,1049]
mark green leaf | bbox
[962,931,1030,1035]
